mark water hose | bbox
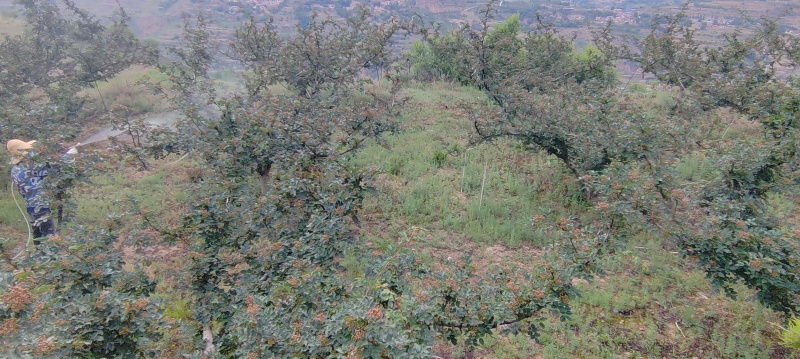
[11,185,32,258]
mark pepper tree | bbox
[415,1,800,315]
[145,8,609,357]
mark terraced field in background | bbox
[2,0,799,45]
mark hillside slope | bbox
[0,82,788,357]
[353,82,794,358]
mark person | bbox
[6,139,77,245]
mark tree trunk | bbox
[202,325,215,357]
[257,160,272,194]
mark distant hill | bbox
[0,0,215,42]
[1,0,798,46]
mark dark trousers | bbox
[27,207,54,246]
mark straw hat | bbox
[6,139,36,165]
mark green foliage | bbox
[0,189,28,233]
[407,40,438,80]
[520,239,785,358]
[229,8,411,99]
[0,0,158,237]
[351,84,591,247]
[0,228,163,358]
[386,156,406,176]
[419,1,800,318]
[3,0,800,356]
[416,5,630,195]
[435,32,475,84]
[675,152,715,182]
[0,0,156,142]
[136,7,613,356]
[632,14,800,315]
[782,317,800,350]
[573,44,617,85]
[100,78,167,117]
[486,13,520,43]
[410,7,617,93]
[431,149,448,168]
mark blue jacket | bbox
[10,162,52,211]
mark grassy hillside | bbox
[0,9,23,36]
[1,81,791,357]
[353,82,792,358]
